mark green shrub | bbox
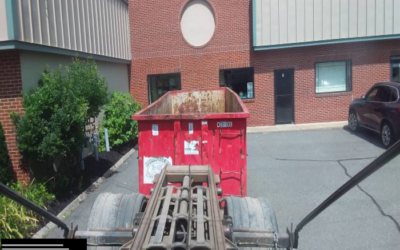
[0,123,12,184]
[10,58,108,193]
[0,180,54,241]
[99,92,141,152]
[11,58,108,162]
[66,58,109,118]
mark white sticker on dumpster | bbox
[143,157,172,184]
[184,140,199,155]
[189,123,193,135]
[152,124,159,136]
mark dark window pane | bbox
[391,59,400,83]
[315,61,352,93]
[148,74,181,103]
[220,68,254,99]
[368,86,392,102]
[379,87,392,102]
[389,87,399,102]
[367,87,379,101]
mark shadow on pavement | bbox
[342,125,385,149]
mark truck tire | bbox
[86,192,146,250]
[224,196,279,250]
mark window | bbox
[148,74,181,103]
[367,87,379,101]
[220,68,254,99]
[366,86,396,102]
[315,61,352,93]
[388,86,399,102]
[391,57,400,83]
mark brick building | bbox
[0,0,131,182]
[129,0,400,126]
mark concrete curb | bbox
[247,121,348,134]
[32,148,136,239]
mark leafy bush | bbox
[66,58,109,118]
[11,58,108,162]
[10,58,108,193]
[99,92,141,152]
[0,180,54,241]
[0,123,12,184]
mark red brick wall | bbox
[0,50,29,183]
[252,40,400,126]
[129,0,400,126]
[129,0,252,104]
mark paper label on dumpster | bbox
[143,157,172,184]
[189,123,193,134]
[184,140,199,155]
[152,124,159,136]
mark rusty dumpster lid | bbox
[132,87,250,120]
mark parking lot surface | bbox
[248,128,400,250]
[48,127,400,250]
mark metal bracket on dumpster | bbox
[219,167,244,196]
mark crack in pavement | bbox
[274,155,400,233]
[274,156,378,162]
[337,161,400,233]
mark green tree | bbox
[11,58,108,190]
[99,92,141,152]
[0,123,11,184]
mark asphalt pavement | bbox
[247,128,400,250]
[47,127,400,250]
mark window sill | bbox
[241,99,255,103]
[315,91,352,98]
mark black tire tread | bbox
[224,196,280,250]
[87,192,145,250]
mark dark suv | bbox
[348,82,400,148]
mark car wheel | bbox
[381,123,394,148]
[348,111,359,132]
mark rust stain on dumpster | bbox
[172,91,225,115]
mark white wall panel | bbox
[331,0,340,39]
[375,0,385,36]
[296,0,305,42]
[279,0,288,44]
[394,0,400,33]
[384,0,393,35]
[366,0,375,36]
[287,0,296,43]
[357,0,367,37]
[314,0,323,41]
[254,0,400,48]
[304,0,313,42]
[339,0,349,38]
[270,0,280,44]
[0,0,8,41]
[10,0,130,60]
[349,0,358,37]
[322,0,331,40]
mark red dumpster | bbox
[132,87,249,196]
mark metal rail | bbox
[293,139,400,248]
[0,182,70,237]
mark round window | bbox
[180,0,215,47]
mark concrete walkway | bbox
[247,121,347,133]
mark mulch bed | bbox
[37,139,137,229]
